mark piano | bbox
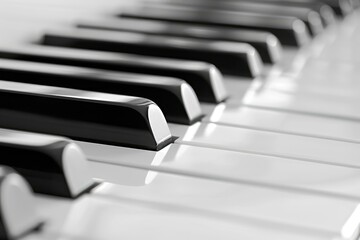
[0,0,360,239]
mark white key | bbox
[202,104,360,143]
[79,141,360,199]
[26,193,337,240]
[262,76,360,100]
[86,166,360,238]
[168,122,360,168]
[240,87,360,121]
[283,60,360,84]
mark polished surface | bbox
[89,166,360,237]
[0,129,94,198]
[16,163,360,240]
[0,166,41,239]
[145,0,325,36]
[0,58,203,125]
[241,87,360,121]
[217,0,354,17]
[0,80,172,150]
[79,140,360,198]
[0,0,360,240]
[0,44,227,103]
[26,193,337,240]
[120,4,311,46]
[202,104,360,143]
[169,122,360,168]
[77,17,283,63]
[42,28,263,77]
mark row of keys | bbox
[0,1,352,150]
[0,128,360,240]
[1,0,360,239]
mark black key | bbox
[0,165,42,239]
[119,5,310,47]
[0,58,203,125]
[152,0,336,26]
[240,0,352,17]
[77,18,282,64]
[144,1,324,36]
[0,45,227,103]
[287,0,353,17]
[0,80,173,150]
[317,0,354,16]
[298,2,336,26]
[0,129,97,198]
[42,28,264,77]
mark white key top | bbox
[283,60,360,84]
[168,122,360,168]
[79,141,360,199]
[202,104,360,143]
[240,87,360,121]
[0,167,42,239]
[262,75,360,99]
[27,193,337,240]
[87,166,360,237]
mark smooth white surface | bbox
[62,143,95,196]
[241,87,360,121]
[79,141,360,199]
[78,140,171,186]
[89,168,360,237]
[169,122,360,168]
[209,64,228,102]
[293,19,311,46]
[246,44,264,77]
[262,74,360,99]
[267,34,283,62]
[3,3,360,240]
[180,83,203,122]
[148,104,172,144]
[202,104,360,143]
[27,193,334,240]
[1,173,40,238]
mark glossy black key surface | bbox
[0,165,42,239]
[0,45,227,103]
[288,1,336,26]
[312,0,354,16]
[152,0,336,26]
[0,58,203,125]
[119,5,310,47]
[0,80,173,150]
[77,18,282,63]
[281,1,336,26]
[239,0,353,17]
[42,28,263,77]
[0,129,96,198]
[144,1,324,36]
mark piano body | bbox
[0,0,360,239]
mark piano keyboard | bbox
[1,0,360,239]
